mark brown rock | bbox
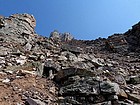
[118,89,128,98]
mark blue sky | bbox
[0,0,140,40]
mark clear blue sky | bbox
[0,0,140,40]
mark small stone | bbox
[16,103,23,105]
[127,93,140,103]
[93,101,112,105]
[24,42,32,51]
[39,55,45,60]
[4,96,9,100]
[20,55,26,59]
[0,60,5,64]
[16,59,26,65]
[26,98,38,105]
[124,99,134,104]
[115,75,126,85]
[129,76,140,84]
[118,89,128,98]
[6,63,12,66]
[100,81,120,95]
[21,95,27,100]
[108,95,118,100]
[0,65,2,68]
[28,55,38,61]
[13,87,18,91]
[4,70,14,74]
[26,98,46,105]
[2,78,10,83]
[58,56,67,61]
[49,87,56,94]
[0,51,8,56]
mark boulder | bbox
[55,68,95,82]
[100,81,120,95]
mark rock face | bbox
[1,13,140,105]
[0,13,35,39]
[125,22,140,52]
[50,30,74,41]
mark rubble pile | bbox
[0,13,140,105]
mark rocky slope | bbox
[0,13,140,105]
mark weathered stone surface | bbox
[0,13,35,37]
[61,32,74,41]
[55,68,95,82]
[26,98,46,105]
[61,44,82,54]
[120,99,134,105]
[24,42,32,51]
[26,98,38,105]
[125,22,140,52]
[50,30,61,41]
[100,81,120,95]
[114,75,126,86]
[50,30,74,42]
[127,75,140,84]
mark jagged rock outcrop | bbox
[50,30,74,41]
[125,22,140,52]
[1,13,140,105]
[0,13,35,34]
[61,32,74,41]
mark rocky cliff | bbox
[0,13,140,105]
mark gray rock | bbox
[61,32,74,41]
[55,68,95,82]
[119,99,134,105]
[24,42,32,51]
[108,95,118,100]
[114,75,126,85]
[16,59,26,65]
[0,59,5,64]
[28,55,38,61]
[2,78,10,83]
[0,51,8,56]
[61,44,82,54]
[31,99,46,105]
[58,55,67,61]
[34,62,44,76]
[91,57,104,67]
[26,98,46,105]
[128,75,140,84]
[58,76,106,104]
[50,30,61,40]
[93,101,112,105]
[100,81,120,95]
